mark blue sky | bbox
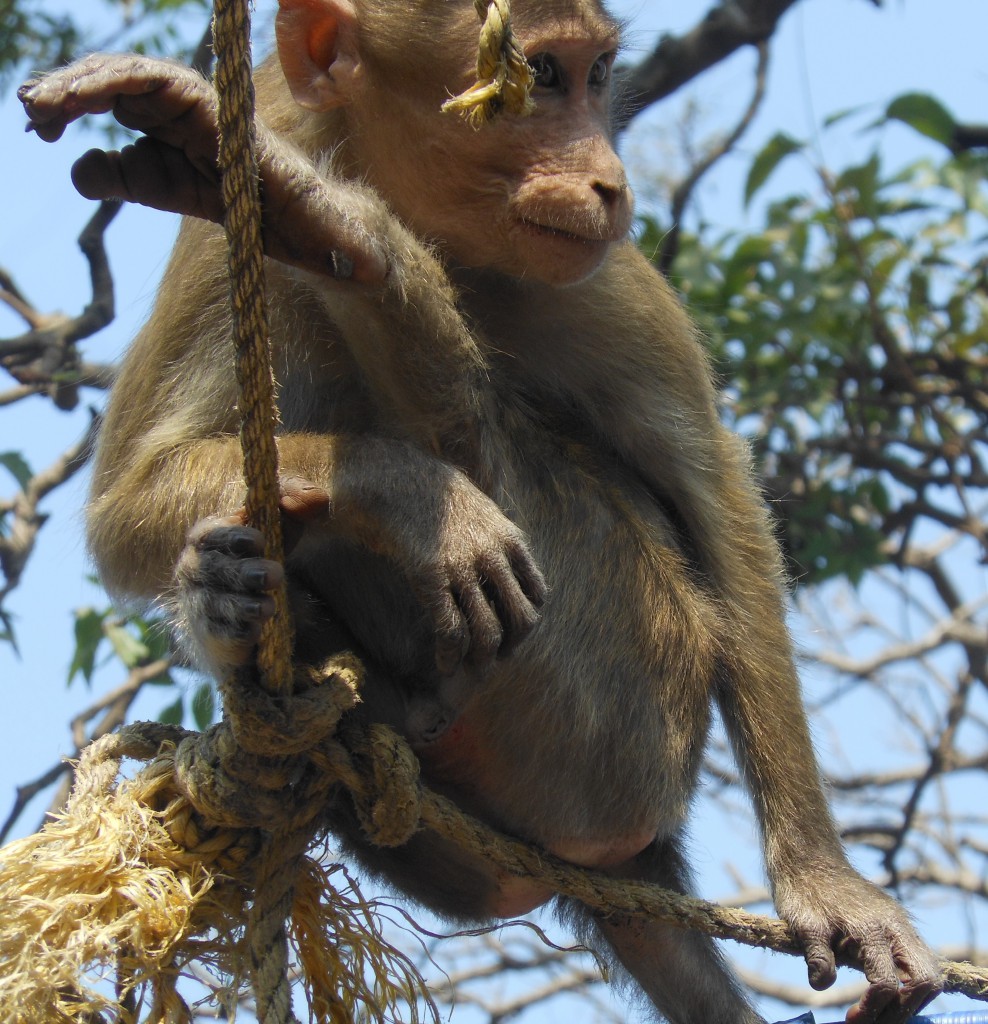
[0,1,985,1019]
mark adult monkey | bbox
[20,1,943,1021]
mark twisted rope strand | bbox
[211,0,303,1019]
[442,0,535,126]
[212,0,294,696]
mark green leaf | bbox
[823,106,866,129]
[158,695,185,726]
[105,622,151,669]
[885,93,956,148]
[191,682,216,730]
[69,607,108,685]
[835,154,882,213]
[744,133,805,208]
[0,452,33,490]
[141,620,174,668]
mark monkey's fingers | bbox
[279,477,331,553]
[431,556,543,676]
[801,931,838,993]
[845,931,942,1024]
[506,540,549,612]
[20,54,219,169]
[177,520,284,668]
[429,585,473,677]
[21,55,387,286]
[480,553,545,658]
[72,141,226,224]
[454,577,508,671]
[279,477,331,521]
[187,516,273,566]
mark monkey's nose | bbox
[592,180,628,207]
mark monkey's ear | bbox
[276,0,361,111]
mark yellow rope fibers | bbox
[442,0,535,126]
[0,724,440,1024]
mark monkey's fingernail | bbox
[244,567,270,589]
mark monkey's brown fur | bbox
[20,2,942,1022]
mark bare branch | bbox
[0,656,172,843]
[813,600,987,679]
[658,40,770,273]
[615,0,802,132]
[0,383,44,406]
[0,760,72,845]
[736,965,867,1011]
[0,200,121,409]
[0,415,99,603]
[953,123,988,152]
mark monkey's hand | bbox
[174,467,546,679]
[18,53,387,284]
[172,477,327,677]
[775,868,942,1024]
[397,474,548,675]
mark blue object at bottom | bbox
[775,1015,988,1024]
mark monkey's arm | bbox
[19,53,386,285]
[20,52,489,473]
[84,218,541,675]
[23,55,542,674]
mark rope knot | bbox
[224,652,364,755]
[442,0,535,127]
[348,724,423,847]
[168,654,363,832]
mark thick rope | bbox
[212,0,294,696]
[201,0,532,1015]
[211,0,303,1020]
[315,723,987,1001]
[442,0,535,126]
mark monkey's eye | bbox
[589,54,612,88]
[529,53,563,90]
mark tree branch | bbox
[953,122,988,152]
[615,0,803,131]
[0,199,120,409]
[659,40,770,273]
[0,415,99,604]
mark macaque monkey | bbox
[20,1,943,1021]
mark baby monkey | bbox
[21,3,942,1022]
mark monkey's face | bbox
[301,0,634,287]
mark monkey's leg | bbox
[562,836,765,1024]
[327,777,556,923]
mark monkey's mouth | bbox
[519,219,611,245]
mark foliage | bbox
[68,602,170,686]
[68,602,221,728]
[641,104,987,586]
[0,1,79,92]
[0,0,211,94]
